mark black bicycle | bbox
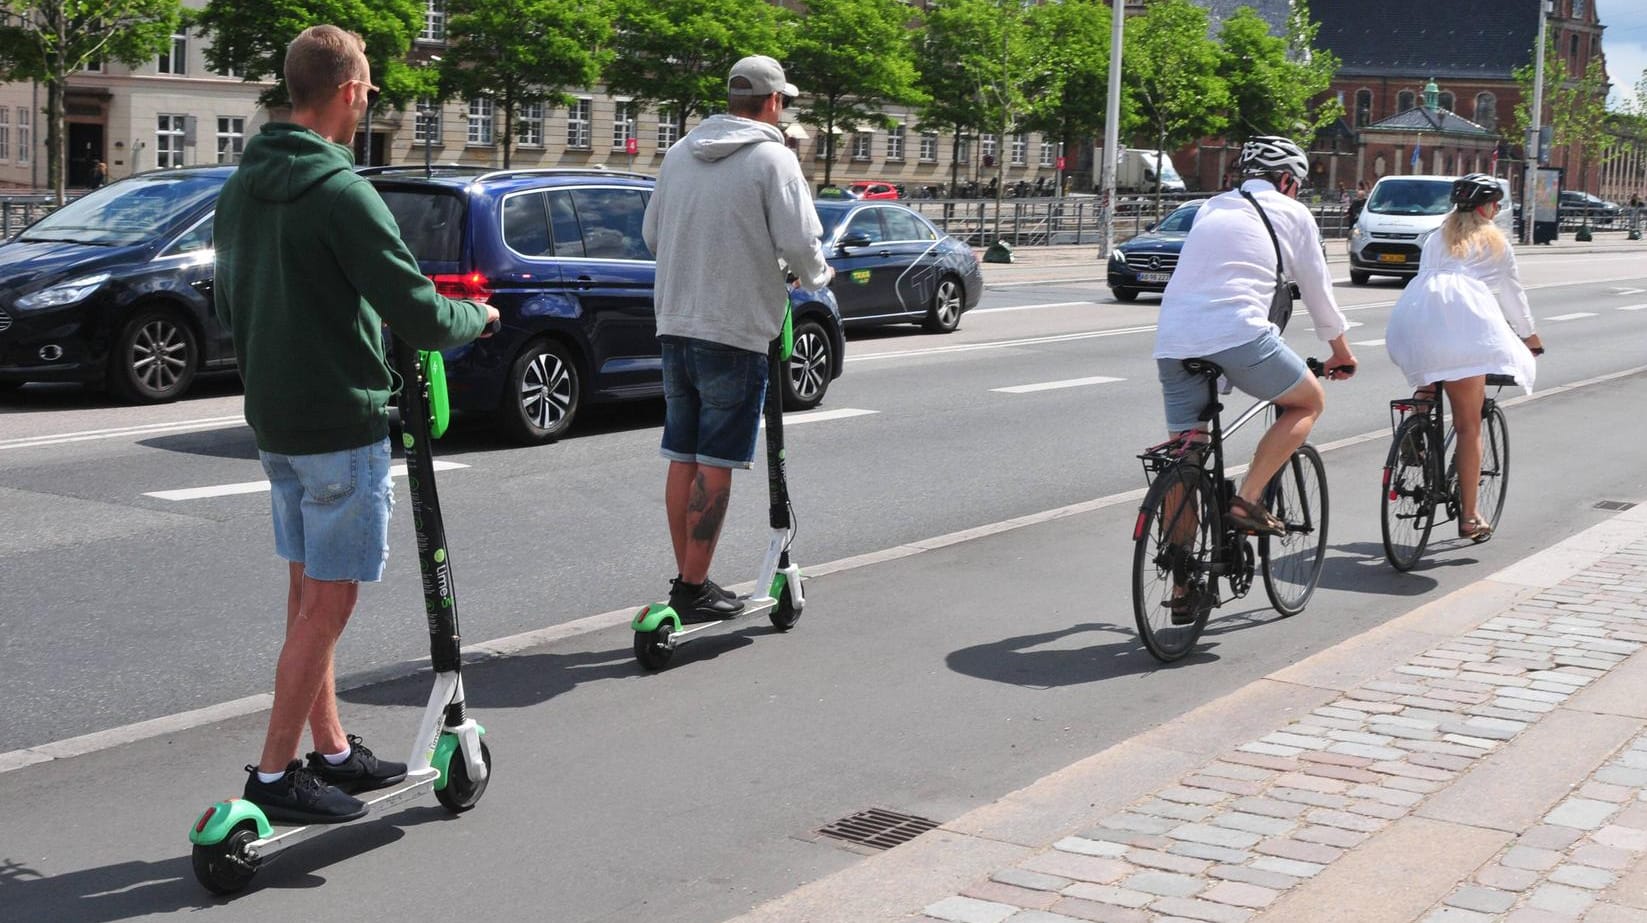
[1380,375,1515,571]
[1130,359,1332,662]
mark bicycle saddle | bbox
[1485,374,1517,387]
[1181,358,1223,377]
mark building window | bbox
[980,133,996,163]
[611,101,636,150]
[16,107,28,164]
[1010,132,1027,165]
[886,124,905,161]
[218,62,239,79]
[657,106,678,149]
[84,59,102,72]
[156,115,186,168]
[920,131,938,162]
[1438,91,1455,111]
[1355,89,1373,127]
[414,100,442,143]
[467,97,493,145]
[851,131,872,161]
[1397,90,1415,112]
[956,136,970,163]
[216,117,245,163]
[159,31,186,75]
[1040,140,1055,167]
[567,98,591,149]
[1570,34,1580,60]
[516,102,543,147]
[1474,92,1497,131]
[0,110,9,162]
[420,0,446,42]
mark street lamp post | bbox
[1522,0,1552,245]
[1100,0,1124,256]
[419,103,435,177]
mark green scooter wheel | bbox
[436,739,492,813]
[191,821,260,895]
[770,579,801,631]
[634,622,674,670]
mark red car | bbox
[847,181,899,200]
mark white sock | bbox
[323,745,353,765]
[256,769,285,784]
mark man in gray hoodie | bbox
[642,54,833,623]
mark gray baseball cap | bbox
[727,55,798,100]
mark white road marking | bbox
[1352,338,1386,347]
[15,360,1647,772]
[847,325,1158,363]
[989,276,1104,288]
[145,461,469,501]
[0,415,246,452]
[1611,287,1646,295]
[1345,320,1365,329]
[1618,303,1647,311]
[773,408,878,426]
[971,300,1101,314]
[1547,312,1598,321]
[991,375,1125,394]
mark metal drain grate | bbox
[1595,500,1639,511]
[816,808,939,850]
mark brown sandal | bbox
[1227,495,1285,536]
[1459,516,1494,543]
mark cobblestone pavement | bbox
[917,536,1647,923]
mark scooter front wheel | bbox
[770,580,802,631]
[436,739,492,813]
[634,623,674,670]
[191,822,260,895]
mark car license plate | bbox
[1378,253,1407,263]
[1138,272,1171,283]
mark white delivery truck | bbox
[1111,148,1187,193]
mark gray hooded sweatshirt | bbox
[643,114,831,354]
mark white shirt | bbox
[1384,231,1536,394]
[1153,180,1347,359]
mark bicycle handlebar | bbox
[1305,357,1356,379]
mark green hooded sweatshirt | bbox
[214,122,486,455]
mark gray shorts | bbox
[1158,330,1310,434]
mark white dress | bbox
[1385,231,1537,395]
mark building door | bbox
[68,123,104,187]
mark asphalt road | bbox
[1,244,1645,921]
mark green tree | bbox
[604,0,791,140]
[439,0,612,168]
[0,0,180,203]
[1122,0,1228,205]
[786,0,925,187]
[196,0,431,109]
[1216,3,1340,142]
[1021,0,1117,192]
[914,0,1002,192]
[1514,32,1613,233]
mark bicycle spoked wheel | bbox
[1381,416,1435,571]
[1261,444,1328,615]
[1132,464,1219,662]
[1475,404,1511,530]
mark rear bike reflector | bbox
[194,805,216,834]
[1132,509,1149,541]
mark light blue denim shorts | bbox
[259,438,394,583]
[1158,330,1310,434]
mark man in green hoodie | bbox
[214,24,498,824]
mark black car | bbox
[364,166,847,445]
[1104,199,1205,301]
[1559,190,1621,224]
[792,199,983,332]
[0,166,233,401]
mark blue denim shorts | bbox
[259,438,394,583]
[1158,330,1310,434]
[659,336,769,469]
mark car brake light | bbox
[430,272,491,302]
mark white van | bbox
[1348,174,1516,284]
[1114,148,1187,193]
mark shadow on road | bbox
[139,426,260,460]
[0,804,459,921]
[946,622,1221,688]
[0,372,243,416]
[1316,542,1444,595]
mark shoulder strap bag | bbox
[1238,188,1295,333]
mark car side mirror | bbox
[1144,222,1157,232]
[839,232,873,250]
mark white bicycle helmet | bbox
[1237,135,1309,182]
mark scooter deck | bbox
[667,594,780,642]
[253,768,441,853]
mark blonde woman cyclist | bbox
[1385,173,1545,543]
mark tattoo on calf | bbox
[691,486,731,541]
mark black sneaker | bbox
[680,574,738,602]
[306,735,407,794]
[669,578,744,624]
[242,760,367,825]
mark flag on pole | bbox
[1411,136,1422,170]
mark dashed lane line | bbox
[1547,312,1599,321]
[991,376,1125,394]
[0,415,246,452]
[145,461,470,501]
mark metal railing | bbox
[0,195,61,237]
[900,192,1359,248]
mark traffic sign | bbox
[625,137,638,156]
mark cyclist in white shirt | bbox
[1153,136,1358,535]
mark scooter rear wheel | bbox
[192,821,260,895]
[634,623,674,670]
[436,739,492,813]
